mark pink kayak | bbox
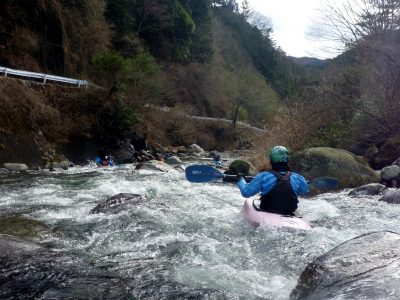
[241,198,312,230]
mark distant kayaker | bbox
[214,153,221,165]
[237,146,308,216]
[95,156,115,166]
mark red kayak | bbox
[241,198,312,230]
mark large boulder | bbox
[379,189,400,204]
[374,137,400,169]
[165,156,183,165]
[290,231,400,300]
[363,145,379,168]
[348,183,387,196]
[0,234,128,299]
[291,147,381,195]
[90,193,166,214]
[392,157,400,167]
[135,160,175,172]
[226,160,258,176]
[3,163,28,172]
[381,165,400,187]
[222,160,258,183]
[187,144,205,155]
[0,215,54,243]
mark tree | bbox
[305,0,400,146]
[248,11,273,37]
[240,0,252,20]
[308,0,400,53]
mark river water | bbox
[0,158,398,299]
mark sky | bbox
[246,0,341,59]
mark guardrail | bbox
[145,105,269,134]
[0,67,268,133]
[0,66,102,89]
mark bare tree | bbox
[136,0,170,34]
[248,11,273,37]
[308,0,400,54]
[240,0,252,20]
[305,0,400,144]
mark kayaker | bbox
[214,153,221,165]
[237,146,308,216]
[95,156,115,166]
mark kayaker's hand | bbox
[237,173,245,181]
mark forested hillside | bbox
[1,0,400,166]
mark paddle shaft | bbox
[185,165,339,189]
[231,174,339,189]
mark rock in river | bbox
[90,193,166,214]
[291,147,381,195]
[290,231,400,300]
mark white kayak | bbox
[241,198,312,230]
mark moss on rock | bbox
[291,147,381,195]
[0,215,53,242]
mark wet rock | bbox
[0,234,128,299]
[0,234,46,257]
[129,132,148,152]
[191,152,202,158]
[381,165,400,181]
[173,164,185,172]
[3,163,28,172]
[138,149,154,161]
[115,142,135,163]
[374,137,400,169]
[291,147,381,195]
[381,165,400,187]
[363,145,379,168]
[90,193,165,214]
[51,160,69,170]
[290,231,400,300]
[0,236,220,300]
[0,168,9,174]
[379,189,400,204]
[222,160,257,183]
[165,156,182,165]
[135,160,174,172]
[112,258,226,300]
[226,160,259,176]
[0,215,54,242]
[188,144,205,155]
[392,157,400,167]
[177,153,187,159]
[349,183,387,196]
[174,145,186,153]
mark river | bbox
[0,158,398,300]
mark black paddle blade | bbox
[307,177,339,189]
[185,165,226,183]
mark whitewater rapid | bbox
[0,160,398,299]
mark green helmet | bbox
[269,146,290,163]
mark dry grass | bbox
[0,77,107,142]
[0,79,61,134]
[136,106,271,153]
[245,106,313,171]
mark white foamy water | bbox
[0,161,398,299]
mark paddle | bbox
[185,165,339,189]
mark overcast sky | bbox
[246,0,340,58]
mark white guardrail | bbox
[0,67,268,133]
[147,105,269,134]
[0,66,101,89]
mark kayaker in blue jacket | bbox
[237,146,308,216]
